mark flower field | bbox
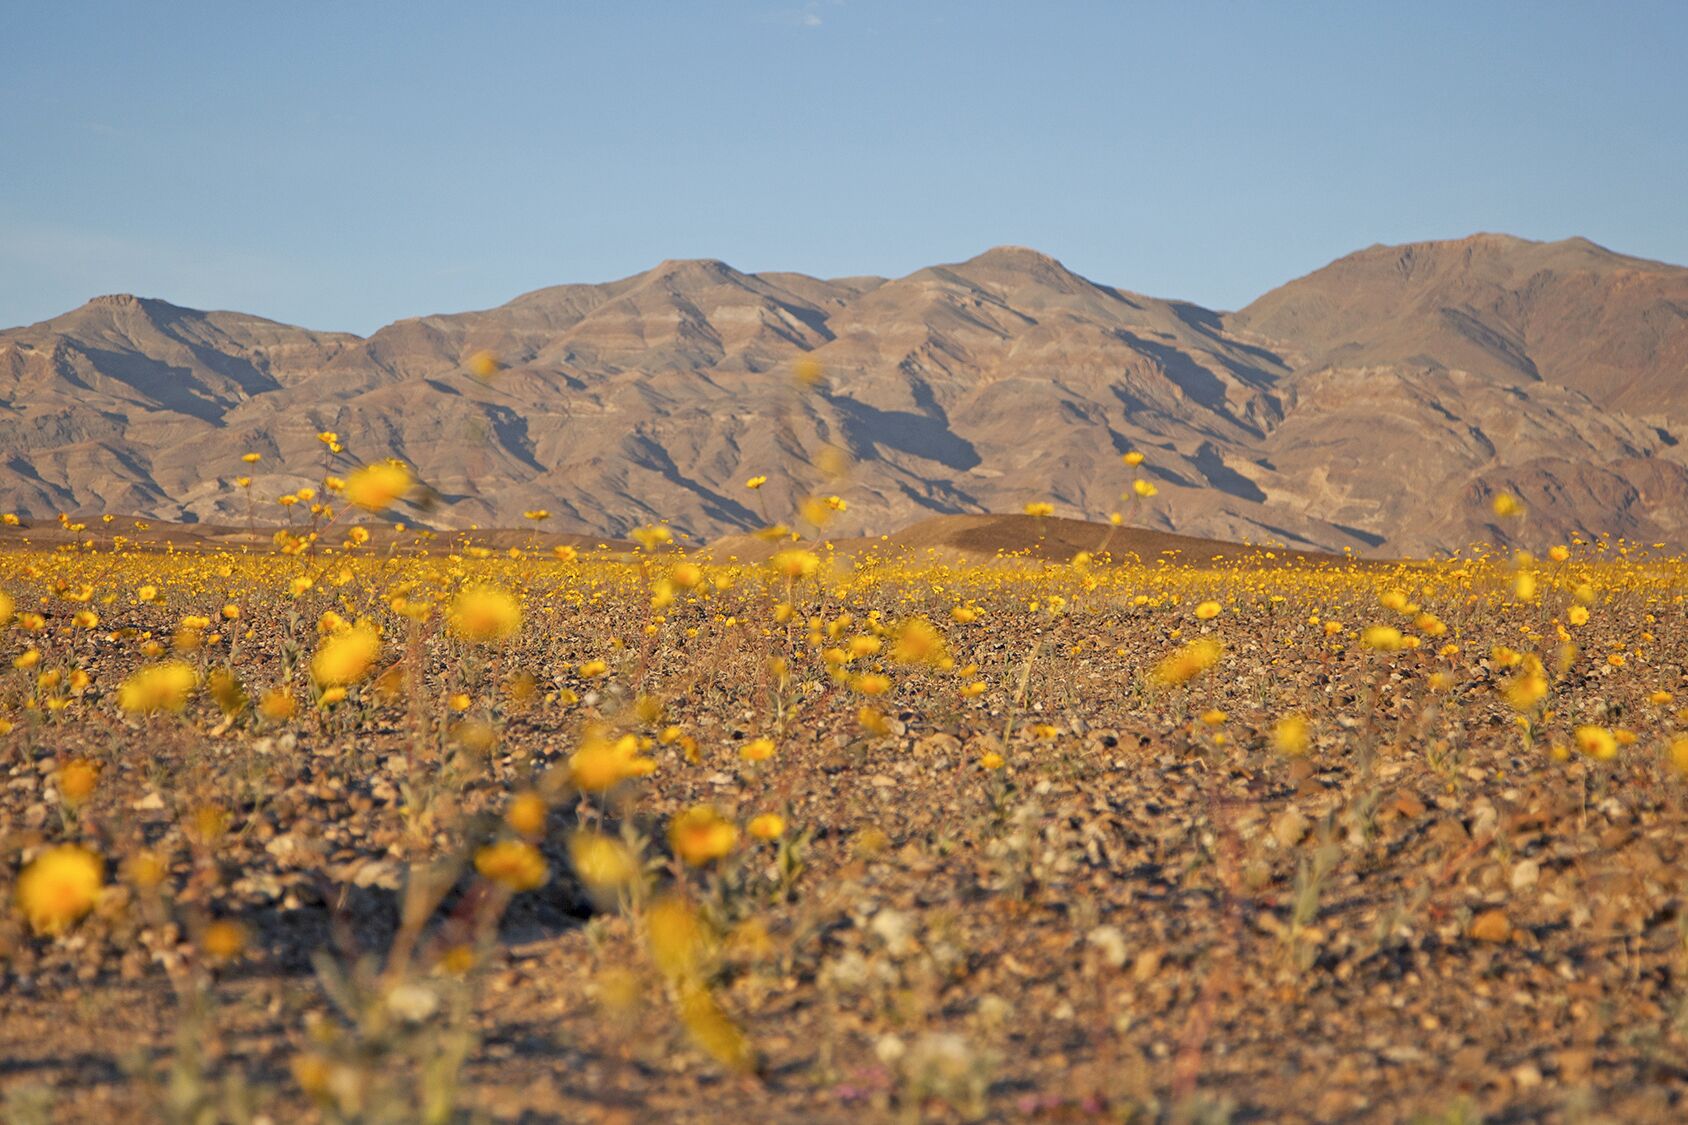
[3,509,1688,1122]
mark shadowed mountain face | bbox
[3,235,1686,555]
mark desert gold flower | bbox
[669,805,738,866]
[474,839,548,891]
[677,980,754,1072]
[118,661,197,714]
[799,495,837,527]
[792,355,824,386]
[771,549,820,581]
[744,475,767,490]
[890,617,948,667]
[57,759,99,805]
[1123,451,1145,466]
[310,624,380,687]
[201,919,248,962]
[748,813,786,840]
[258,688,297,721]
[1361,625,1404,651]
[1152,638,1222,686]
[124,850,168,891]
[632,525,673,551]
[1194,600,1221,620]
[1574,725,1618,762]
[568,830,640,891]
[815,445,852,478]
[1501,657,1549,712]
[1669,735,1688,778]
[505,791,548,837]
[739,736,776,762]
[569,730,653,791]
[1024,501,1054,517]
[15,844,103,936]
[449,719,497,753]
[645,893,709,981]
[343,461,413,512]
[858,705,893,734]
[1272,714,1311,757]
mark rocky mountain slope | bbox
[2,235,1685,555]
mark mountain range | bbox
[3,232,1685,555]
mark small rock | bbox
[1086,925,1128,968]
[1273,805,1309,848]
[1510,859,1540,892]
[1469,909,1512,943]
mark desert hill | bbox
[1229,233,1688,413]
[2,235,1685,555]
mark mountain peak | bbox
[82,293,186,317]
[646,257,739,280]
[1231,232,1688,410]
[965,245,1068,270]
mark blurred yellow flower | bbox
[448,586,522,643]
[311,624,380,687]
[748,813,786,840]
[1272,714,1311,757]
[15,844,103,936]
[645,893,709,980]
[118,661,197,714]
[1574,725,1618,762]
[343,461,413,512]
[568,830,640,891]
[669,805,738,866]
[57,759,99,805]
[1152,638,1222,686]
[739,736,776,762]
[475,839,548,891]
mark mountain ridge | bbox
[3,234,1686,555]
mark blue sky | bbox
[3,1,1684,334]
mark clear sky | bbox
[4,1,1685,335]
